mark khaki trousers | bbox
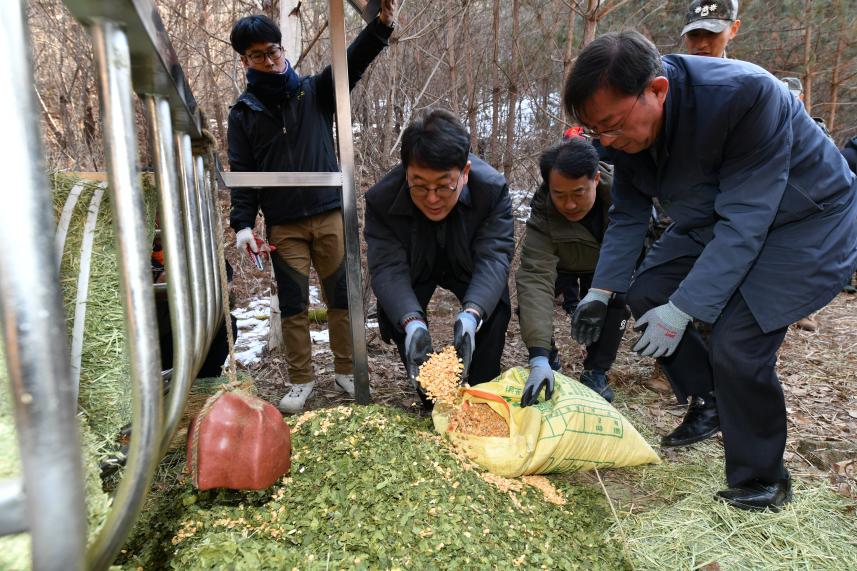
[269,210,353,384]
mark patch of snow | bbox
[310,329,330,343]
[309,285,322,306]
[230,297,271,367]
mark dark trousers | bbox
[554,272,631,372]
[626,256,789,487]
[379,280,511,385]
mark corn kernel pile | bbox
[418,347,509,438]
[417,346,464,404]
[449,403,509,438]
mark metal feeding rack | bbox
[0,0,373,568]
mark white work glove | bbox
[236,227,258,253]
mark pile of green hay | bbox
[604,399,857,569]
[0,346,111,571]
[53,174,158,454]
[119,404,628,570]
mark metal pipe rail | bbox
[0,1,221,569]
[86,20,165,571]
[0,3,88,568]
[3,0,370,567]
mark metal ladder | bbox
[0,0,371,568]
[221,0,372,405]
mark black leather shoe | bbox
[661,391,719,447]
[580,370,614,402]
[716,473,792,512]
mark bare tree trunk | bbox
[489,0,501,164]
[502,0,521,176]
[801,0,813,113]
[583,0,599,46]
[827,0,845,133]
[562,6,576,118]
[447,3,460,117]
[280,0,302,64]
[463,4,479,152]
[381,52,398,155]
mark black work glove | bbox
[453,310,479,385]
[404,320,433,382]
[521,356,555,407]
[571,289,612,346]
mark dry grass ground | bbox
[221,188,856,566]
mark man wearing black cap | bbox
[682,0,741,58]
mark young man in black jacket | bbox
[364,110,514,408]
[227,3,397,414]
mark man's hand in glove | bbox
[571,289,612,346]
[453,310,479,385]
[632,302,692,358]
[236,228,258,253]
[404,318,433,381]
[521,356,554,407]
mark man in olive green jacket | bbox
[517,138,631,405]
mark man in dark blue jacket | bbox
[565,31,857,510]
[227,3,396,414]
[364,110,514,408]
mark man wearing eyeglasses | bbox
[564,31,857,510]
[364,110,514,408]
[227,2,397,414]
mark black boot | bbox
[580,370,614,402]
[661,391,720,447]
[716,471,792,512]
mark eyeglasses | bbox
[408,170,464,198]
[582,93,642,138]
[245,46,285,64]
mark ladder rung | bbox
[220,171,343,188]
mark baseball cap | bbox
[682,1,739,36]
[780,77,803,98]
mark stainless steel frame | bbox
[329,0,371,404]
[220,171,344,188]
[0,3,88,567]
[177,133,208,370]
[194,155,217,345]
[87,20,164,571]
[3,0,372,567]
[145,95,195,457]
[224,0,372,404]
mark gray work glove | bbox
[571,289,612,346]
[521,356,555,407]
[404,319,433,381]
[453,310,478,385]
[632,302,692,358]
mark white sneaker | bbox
[334,374,356,398]
[277,381,315,414]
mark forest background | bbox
[30,0,857,191]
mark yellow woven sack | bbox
[432,367,660,477]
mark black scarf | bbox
[246,61,300,109]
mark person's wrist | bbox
[584,289,612,305]
[666,301,692,326]
[402,314,427,335]
[529,356,550,369]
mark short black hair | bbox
[539,138,599,182]
[400,109,470,171]
[230,15,281,55]
[563,31,664,124]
